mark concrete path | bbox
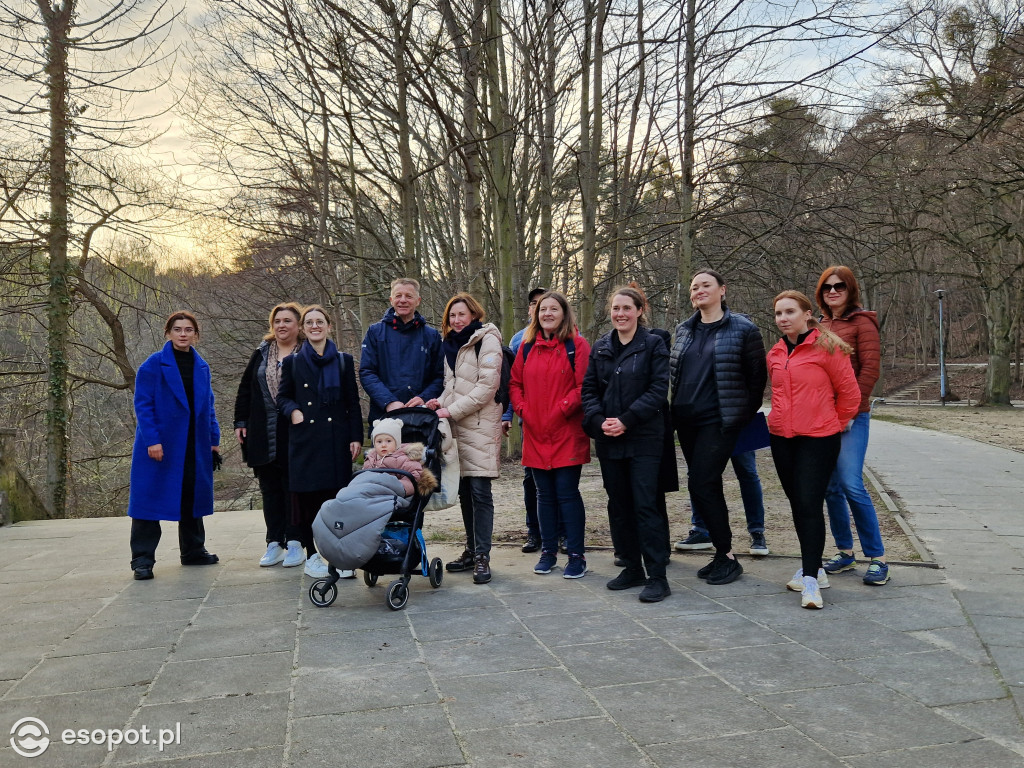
[1,420,1022,767]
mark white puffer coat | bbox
[439,323,503,478]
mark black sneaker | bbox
[697,552,728,580]
[133,566,153,580]
[674,530,713,551]
[521,534,540,553]
[606,568,647,590]
[639,577,671,602]
[749,533,769,556]
[706,556,743,585]
[472,554,491,584]
[446,549,474,572]
[180,551,219,565]
[613,553,627,567]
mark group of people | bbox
[127,268,890,610]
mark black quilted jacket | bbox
[670,309,767,429]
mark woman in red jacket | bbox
[816,266,889,585]
[767,291,860,609]
[510,291,592,579]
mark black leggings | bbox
[677,422,741,554]
[770,433,842,577]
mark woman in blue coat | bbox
[128,311,221,580]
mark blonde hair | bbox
[262,302,304,341]
[773,290,851,355]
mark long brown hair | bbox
[441,292,486,336]
[262,302,304,341]
[524,291,576,344]
[814,265,861,318]
[773,290,852,355]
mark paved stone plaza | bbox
[0,420,1022,767]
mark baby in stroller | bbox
[363,418,436,497]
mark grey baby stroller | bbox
[308,407,445,610]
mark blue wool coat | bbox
[128,342,220,521]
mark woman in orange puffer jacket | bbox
[767,290,860,610]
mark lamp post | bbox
[934,289,946,404]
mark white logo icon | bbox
[10,717,50,758]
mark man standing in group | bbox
[360,278,444,426]
[502,286,554,554]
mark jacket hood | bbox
[382,306,427,332]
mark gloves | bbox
[212,451,223,472]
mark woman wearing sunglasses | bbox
[814,267,889,586]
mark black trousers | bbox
[255,463,297,545]
[677,421,741,555]
[459,476,495,556]
[599,454,670,579]
[130,514,206,569]
[770,433,843,577]
[292,488,339,556]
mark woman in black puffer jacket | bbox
[670,269,767,586]
[582,286,672,602]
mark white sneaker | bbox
[801,575,824,609]
[259,542,286,567]
[786,568,830,591]
[304,552,329,578]
[282,540,305,568]
[337,569,356,579]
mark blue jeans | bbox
[532,465,585,555]
[690,451,765,535]
[825,411,885,558]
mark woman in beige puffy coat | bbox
[426,292,503,584]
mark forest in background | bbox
[2,0,1023,518]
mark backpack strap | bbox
[521,338,575,370]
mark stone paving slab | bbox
[0,419,1022,766]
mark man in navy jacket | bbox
[359,278,444,426]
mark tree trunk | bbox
[674,0,696,319]
[41,0,75,517]
[579,0,607,339]
[982,278,1014,405]
[538,0,557,289]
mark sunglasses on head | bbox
[823,282,847,293]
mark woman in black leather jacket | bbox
[669,269,767,586]
[581,286,672,602]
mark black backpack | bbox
[474,341,515,410]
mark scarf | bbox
[300,339,343,405]
[442,320,483,372]
[266,339,302,403]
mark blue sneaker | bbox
[863,559,890,585]
[563,555,587,579]
[822,552,857,574]
[534,551,557,574]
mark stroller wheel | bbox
[363,570,378,587]
[428,557,444,588]
[308,579,337,607]
[386,579,409,611]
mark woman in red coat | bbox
[510,291,592,579]
[767,290,860,609]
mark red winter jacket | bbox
[766,329,860,438]
[510,333,592,470]
[819,308,880,414]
